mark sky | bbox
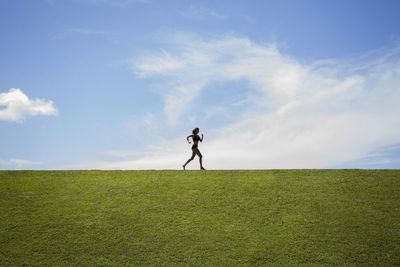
[1,0,400,170]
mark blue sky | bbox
[1,0,400,169]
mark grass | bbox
[0,169,399,266]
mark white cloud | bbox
[112,33,400,169]
[0,88,58,122]
[0,158,42,169]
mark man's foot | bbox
[201,167,206,170]
[182,165,186,170]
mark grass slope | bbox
[1,170,400,266]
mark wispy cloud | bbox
[55,27,117,40]
[134,51,185,77]
[65,28,113,36]
[337,143,400,168]
[0,158,42,169]
[181,6,226,20]
[73,0,151,7]
[244,15,256,24]
[0,88,58,122]
[112,33,400,169]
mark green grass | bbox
[1,170,399,266]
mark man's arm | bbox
[186,135,193,144]
[200,133,204,142]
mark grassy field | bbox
[0,170,399,266]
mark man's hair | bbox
[192,127,199,134]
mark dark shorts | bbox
[192,144,198,150]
